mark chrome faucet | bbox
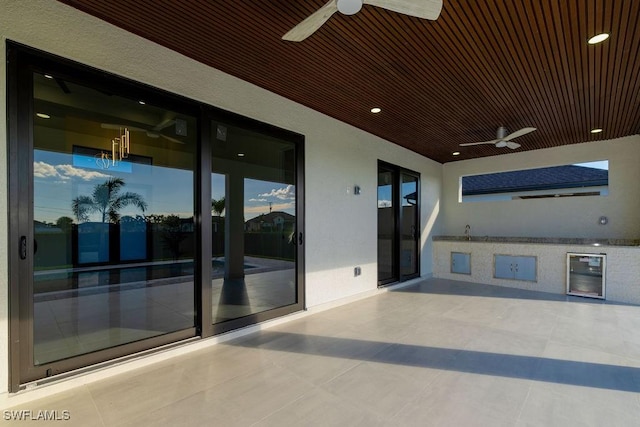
[465,224,471,241]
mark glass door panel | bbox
[32,72,196,365]
[400,173,419,278]
[211,121,298,327]
[378,168,397,283]
[378,163,420,286]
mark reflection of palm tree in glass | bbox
[211,197,225,217]
[72,177,147,223]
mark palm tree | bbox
[72,177,147,223]
[211,197,226,217]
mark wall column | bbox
[225,173,245,279]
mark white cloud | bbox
[56,164,110,181]
[33,161,111,182]
[259,184,295,200]
[249,198,268,202]
[34,161,60,179]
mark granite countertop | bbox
[433,235,640,247]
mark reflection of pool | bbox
[34,260,254,293]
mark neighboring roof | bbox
[245,211,295,224]
[462,165,609,196]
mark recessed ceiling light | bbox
[237,153,245,157]
[138,100,146,105]
[590,128,603,134]
[36,113,51,119]
[370,107,381,114]
[44,74,53,79]
[588,33,609,44]
[452,152,460,156]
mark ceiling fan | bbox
[282,0,443,42]
[459,126,537,150]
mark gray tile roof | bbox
[462,165,608,195]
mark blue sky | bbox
[573,160,608,170]
[212,174,295,220]
[378,181,417,208]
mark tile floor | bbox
[6,278,640,426]
[33,258,294,364]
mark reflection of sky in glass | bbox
[34,150,296,224]
[402,180,417,206]
[378,181,417,207]
[378,185,392,208]
[244,178,295,220]
[573,160,609,170]
[211,175,295,221]
[34,149,193,223]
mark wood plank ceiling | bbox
[57,0,640,163]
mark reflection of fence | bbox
[34,232,73,268]
[34,225,293,269]
[35,222,195,269]
[245,232,294,261]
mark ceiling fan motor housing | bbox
[337,0,363,15]
[496,126,507,139]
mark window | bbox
[460,161,608,202]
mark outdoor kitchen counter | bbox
[432,236,640,305]
[433,235,640,247]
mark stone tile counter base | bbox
[433,237,640,305]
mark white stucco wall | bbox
[0,0,442,392]
[441,135,640,239]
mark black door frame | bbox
[377,160,420,287]
[6,41,305,392]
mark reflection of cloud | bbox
[34,161,60,178]
[249,198,268,202]
[33,161,110,182]
[259,184,295,200]
[56,164,110,181]
[378,200,392,208]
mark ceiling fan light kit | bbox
[337,0,363,15]
[283,0,443,42]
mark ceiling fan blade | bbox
[101,123,147,133]
[364,0,443,20]
[282,0,338,42]
[153,118,176,131]
[504,127,536,140]
[161,135,185,145]
[495,140,508,148]
[506,141,521,149]
[459,139,499,147]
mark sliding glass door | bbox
[400,173,419,278]
[377,165,397,284]
[23,69,198,381]
[377,162,420,286]
[210,120,301,333]
[8,44,304,390]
